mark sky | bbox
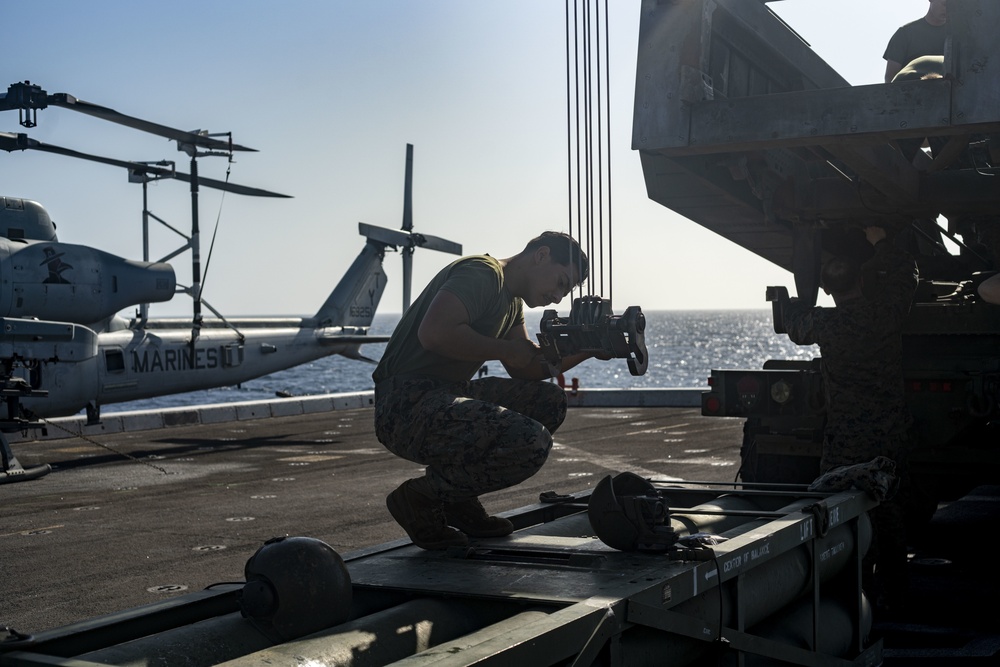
[2,1,919,318]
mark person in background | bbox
[782,226,919,611]
[372,231,601,550]
[885,4,1000,272]
[883,0,948,83]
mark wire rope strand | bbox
[566,0,614,302]
[604,0,615,303]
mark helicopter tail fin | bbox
[312,224,391,328]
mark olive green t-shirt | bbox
[372,255,524,384]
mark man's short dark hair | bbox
[525,231,590,285]
[821,255,861,295]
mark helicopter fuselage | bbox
[18,323,379,418]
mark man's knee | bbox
[533,381,568,433]
[505,427,553,486]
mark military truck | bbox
[631,0,1000,510]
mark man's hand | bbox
[502,338,544,371]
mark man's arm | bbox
[500,322,601,381]
[885,59,904,83]
[418,290,604,382]
[883,25,908,83]
[866,227,919,322]
[417,290,541,371]
[782,298,822,347]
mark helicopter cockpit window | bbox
[104,349,125,373]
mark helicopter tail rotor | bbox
[359,144,461,313]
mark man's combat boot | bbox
[386,480,469,550]
[444,497,514,537]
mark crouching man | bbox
[373,231,599,550]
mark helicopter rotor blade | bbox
[360,143,464,311]
[0,131,291,198]
[402,143,414,232]
[356,224,462,257]
[401,143,415,310]
[411,233,462,256]
[356,223,413,249]
[46,93,257,153]
[161,170,291,198]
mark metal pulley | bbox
[536,296,648,376]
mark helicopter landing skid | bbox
[0,375,53,483]
[1,431,51,484]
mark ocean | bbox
[110,310,819,413]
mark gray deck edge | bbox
[13,388,707,443]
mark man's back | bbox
[783,240,918,469]
[800,296,911,440]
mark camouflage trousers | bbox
[820,427,910,474]
[374,376,567,502]
[820,429,915,596]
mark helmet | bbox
[239,536,352,643]
[588,472,677,552]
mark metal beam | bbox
[679,80,966,156]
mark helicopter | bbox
[0,81,461,482]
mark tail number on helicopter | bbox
[349,305,374,319]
